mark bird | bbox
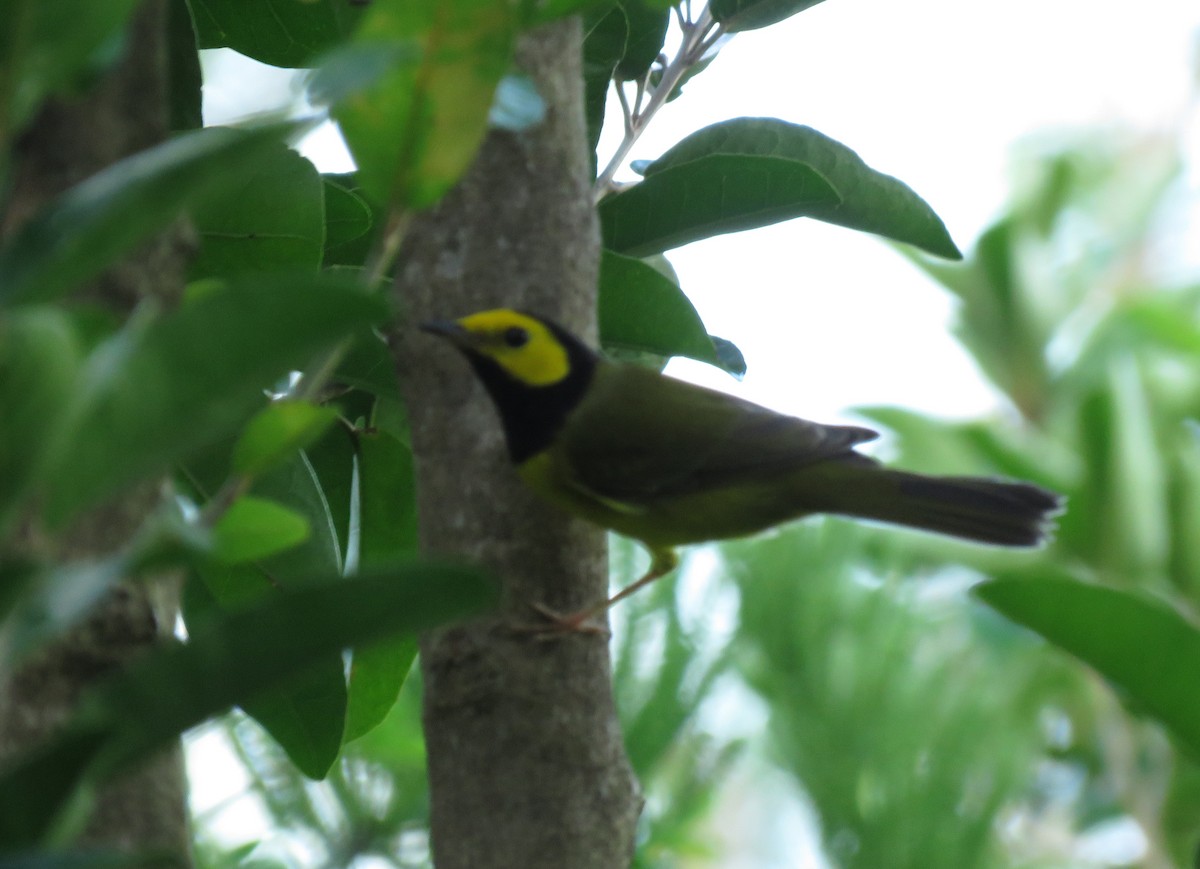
[421,308,1063,630]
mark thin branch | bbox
[592,7,728,203]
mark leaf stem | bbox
[592,6,726,204]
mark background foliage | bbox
[2,0,1199,866]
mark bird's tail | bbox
[825,466,1064,547]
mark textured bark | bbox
[0,1,190,855]
[394,19,641,869]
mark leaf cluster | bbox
[0,0,1007,865]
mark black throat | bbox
[464,321,597,464]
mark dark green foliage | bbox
[601,119,961,258]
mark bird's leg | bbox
[523,549,679,636]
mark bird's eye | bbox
[502,326,530,348]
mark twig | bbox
[593,6,726,203]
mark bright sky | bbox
[629,0,1200,427]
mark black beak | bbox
[419,319,474,348]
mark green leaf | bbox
[344,636,417,743]
[0,308,83,533]
[0,124,309,306]
[0,0,141,142]
[602,118,961,258]
[341,431,421,741]
[322,175,375,262]
[211,497,310,565]
[190,0,364,68]
[598,249,743,375]
[300,421,360,565]
[357,430,418,564]
[582,5,628,160]
[614,0,669,80]
[253,450,344,580]
[315,1,517,208]
[976,575,1200,759]
[224,450,348,772]
[232,402,339,479]
[241,659,348,779]
[0,562,497,848]
[710,0,828,31]
[334,330,403,399]
[45,272,385,524]
[599,153,839,256]
[188,143,325,278]
[167,0,203,132]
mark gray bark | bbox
[394,19,642,869]
[0,1,190,855]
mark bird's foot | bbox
[513,601,610,639]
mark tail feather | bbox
[832,470,1064,547]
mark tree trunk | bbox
[394,18,641,869]
[0,1,190,854]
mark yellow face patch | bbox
[456,309,571,387]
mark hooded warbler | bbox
[422,308,1062,628]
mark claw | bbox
[512,601,610,639]
[512,549,681,639]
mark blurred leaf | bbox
[206,449,348,773]
[710,0,827,31]
[322,174,384,270]
[322,175,375,260]
[525,0,614,26]
[241,659,347,780]
[316,1,517,209]
[598,250,742,375]
[45,272,385,524]
[603,118,960,258]
[599,151,838,256]
[0,556,129,675]
[0,124,308,306]
[487,73,545,131]
[189,143,325,278]
[190,0,364,68]
[0,728,110,853]
[902,219,1049,416]
[1167,437,1200,600]
[0,0,140,142]
[733,525,1045,869]
[232,403,339,479]
[977,575,1200,759]
[850,406,979,475]
[0,562,497,848]
[0,309,82,533]
[1074,360,1169,579]
[211,497,310,566]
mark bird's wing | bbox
[557,361,878,504]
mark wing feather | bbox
[558,362,877,503]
